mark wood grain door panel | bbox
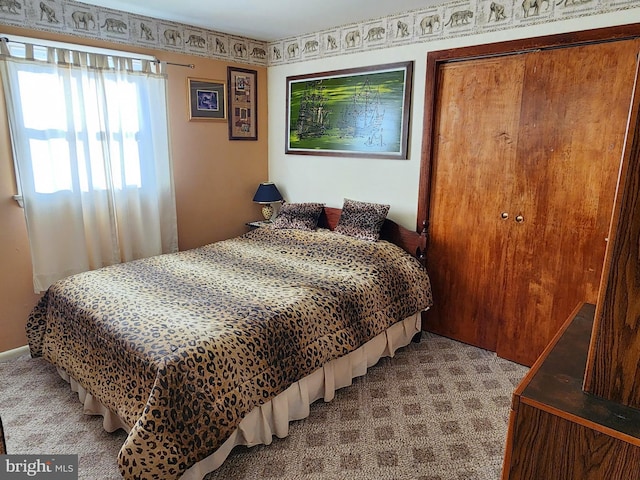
[496,41,640,365]
[425,38,640,366]
[424,55,525,351]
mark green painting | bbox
[286,62,413,159]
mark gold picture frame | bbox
[188,77,226,121]
[227,67,257,140]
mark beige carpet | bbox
[0,332,528,480]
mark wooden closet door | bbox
[496,41,640,365]
[425,55,525,351]
[425,39,640,366]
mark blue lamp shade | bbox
[252,182,283,204]
[252,182,283,221]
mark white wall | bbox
[267,12,640,230]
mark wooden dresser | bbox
[501,304,640,479]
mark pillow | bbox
[271,202,325,231]
[334,198,390,241]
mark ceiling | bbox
[78,0,436,42]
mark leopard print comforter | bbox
[26,228,433,480]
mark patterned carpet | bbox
[0,332,528,480]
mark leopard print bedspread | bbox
[26,228,433,480]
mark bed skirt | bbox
[57,312,422,479]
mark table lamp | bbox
[252,182,283,221]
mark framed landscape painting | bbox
[285,61,413,159]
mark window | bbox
[1,36,177,292]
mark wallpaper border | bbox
[0,0,638,68]
[0,0,268,66]
[267,0,640,65]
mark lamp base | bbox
[261,204,274,221]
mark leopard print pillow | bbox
[271,202,325,231]
[334,198,390,241]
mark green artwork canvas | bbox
[286,62,413,159]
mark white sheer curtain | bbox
[0,38,178,292]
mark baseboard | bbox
[0,345,29,362]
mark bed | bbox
[26,205,433,480]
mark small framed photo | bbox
[227,67,257,140]
[188,78,226,121]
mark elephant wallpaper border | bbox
[0,0,268,66]
[0,0,639,67]
[269,0,640,65]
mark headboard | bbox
[318,207,427,263]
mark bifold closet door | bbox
[496,41,640,365]
[425,39,640,366]
[424,55,525,352]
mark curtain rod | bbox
[160,61,195,69]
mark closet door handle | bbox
[515,215,524,223]
[501,212,509,220]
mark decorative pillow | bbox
[334,198,390,241]
[271,202,325,231]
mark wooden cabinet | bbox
[583,72,640,408]
[501,305,640,480]
[419,32,640,366]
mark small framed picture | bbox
[227,67,257,140]
[188,78,226,121]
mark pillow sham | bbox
[334,198,390,241]
[271,202,325,231]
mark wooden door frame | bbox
[417,24,640,234]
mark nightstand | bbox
[245,220,271,230]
